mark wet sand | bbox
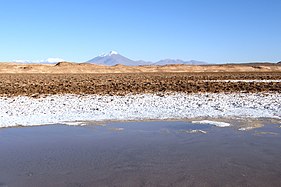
[1,121,281,187]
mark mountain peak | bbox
[88,51,140,66]
[99,51,119,57]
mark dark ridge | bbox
[55,62,75,66]
[225,62,277,66]
[113,64,126,67]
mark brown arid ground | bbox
[0,62,281,74]
[0,62,280,96]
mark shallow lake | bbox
[0,121,281,187]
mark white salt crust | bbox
[191,120,231,127]
[0,93,280,128]
[203,80,281,83]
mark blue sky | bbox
[0,0,280,63]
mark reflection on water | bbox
[0,121,281,187]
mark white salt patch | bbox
[0,93,280,128]
[203,80,281,83]
[191,120,231,127]
[62,122,87,126]
[238,127,255,131]
[186,130,207,134]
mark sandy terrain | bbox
[0,62,280,74]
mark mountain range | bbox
[14,58,65,64]
[87,51,207,66]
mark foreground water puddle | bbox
[0,120,281,186]
[99,121,214,136]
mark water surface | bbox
[0,121,281,187]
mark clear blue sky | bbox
[0,0,281,63]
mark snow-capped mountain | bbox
[87,51,207,66]
[87,51,148,66]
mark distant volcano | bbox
[87,51,148,66]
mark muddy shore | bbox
[0,72,280,96]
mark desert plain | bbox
[0,62,280,96]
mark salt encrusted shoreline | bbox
[203,80,281,83]
[0,93,280,128]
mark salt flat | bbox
[0,93,280,128]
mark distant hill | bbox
[87,51,206,66]
[153,59,206,65]
[226,62,280,66]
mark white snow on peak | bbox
[109,51,118,55]
[99,51,118,57]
